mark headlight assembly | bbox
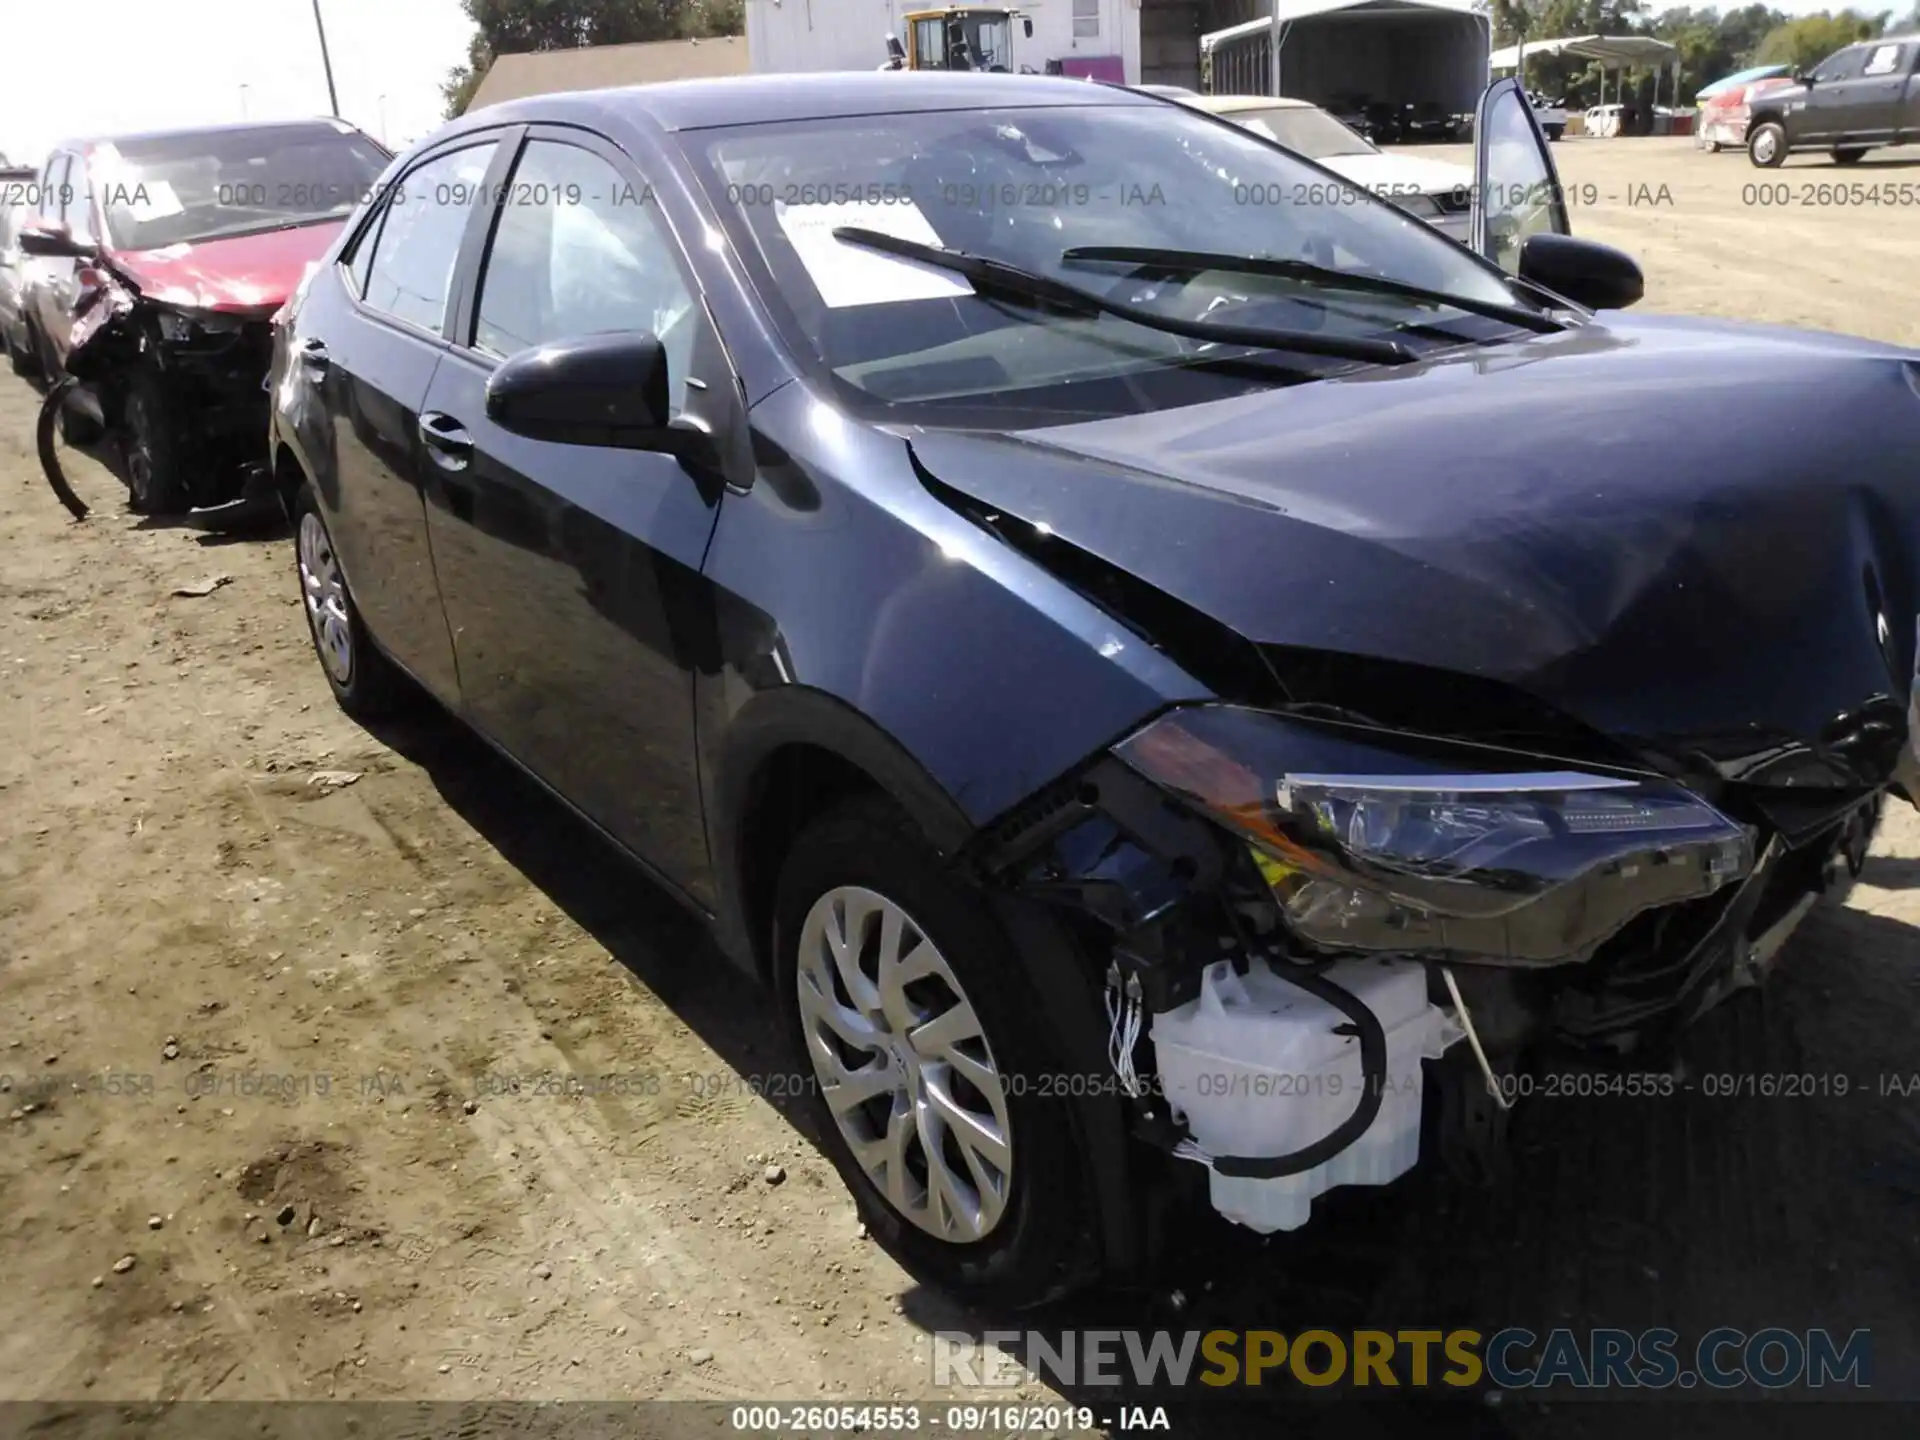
[1114,705,1754,965]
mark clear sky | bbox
[0,0,476,166]
[0,0,1878,168]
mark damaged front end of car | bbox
[962,672,1891,1237]
[38,258,280,528]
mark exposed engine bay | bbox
[966,707,1889,1233]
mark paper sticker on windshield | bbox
[775,199,972,309]
[120,180,185,222]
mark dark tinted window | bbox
[472,141,695,404]
[1811,46,1865,82]
[361,143,497,334]
[92,123,390,251]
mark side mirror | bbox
[1518,232,1644,311]
[19,223,91,260]
[488,332,672,448]
[885,33,906,62]
[1023,17,1033,36]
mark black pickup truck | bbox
[1748,33,1920,165]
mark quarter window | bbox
[472,140,696,410]
[360,142,497,333]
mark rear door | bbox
[418,127,734,898]
[1900,42,1920,141]
[301,134,508,701]
[1471,77,1570,274]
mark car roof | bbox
[51,117,372,158]
[474,71,1156,133]
[1183,94,1314,114]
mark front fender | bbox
[696,381,1209,963]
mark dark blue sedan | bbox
[269,72,1920,1305]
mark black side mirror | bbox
[1023,17,1033,36]
[19,224,91,260]
[885,34,906,63]
[488,332,673,448]
[1518,232,1644,311]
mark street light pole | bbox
[312,0,342,117]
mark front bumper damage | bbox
[39,257,278,526]
[966,724,1887,1235]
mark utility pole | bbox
[312,0,342,117]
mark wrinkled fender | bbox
[695,380,1210,970]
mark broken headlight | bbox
[1115,705,1754,965]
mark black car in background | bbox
[270,73,1919,1306]
[1747,31,1920,165]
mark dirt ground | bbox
[3,136,1920,1432]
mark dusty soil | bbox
[2,136,1919,1431]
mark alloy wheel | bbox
[297,511,354,685]
[1753,129,1778,164]
[795,885,1014,1243]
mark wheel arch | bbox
[708,685,977,981]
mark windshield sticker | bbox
[122,180,185,222]
[774,198,972,309]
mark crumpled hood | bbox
[908,313,1920,789]
[112,219,344,315]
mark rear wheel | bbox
[775,797,1105,1308]
[1748,121,1787,168]
[1831,146,1869,165]
[290,482,408,719]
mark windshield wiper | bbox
[832,227,1420,367]
[1059,246,1566,335]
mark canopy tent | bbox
[1490,33,1682,118]
[1695,62,1792,101]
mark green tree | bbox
[1754,10,1888,69]
[443,0,745,118]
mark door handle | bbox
[418,412,474,471]
[299,338,330,372]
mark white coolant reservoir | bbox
[1150,955,1463,1235]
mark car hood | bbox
[907,313,1920,791]
[111,219,345,315]
[1320,151,1472,198]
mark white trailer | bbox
[746,0,1141,80]
[1201,0,1491,120]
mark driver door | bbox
[1470,76,1570,275]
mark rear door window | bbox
[359,142,497,334]
[1861,44,1903,77]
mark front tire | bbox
[122,372,189,514]
[290,482,408,719]
[775,797,1105,1309]
[1748,121,1787,168]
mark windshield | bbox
[695,101,1532,423]
[92,124,390,251]
[1222,105,1376,159]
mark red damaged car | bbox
[21,119,390,518]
